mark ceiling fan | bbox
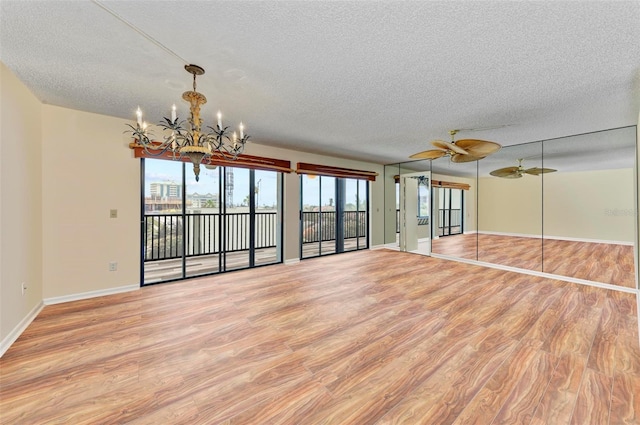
[410,129,502,162]
[490,158,557,179]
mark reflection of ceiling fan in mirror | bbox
[490,158,557,179]
[410,129,502,162]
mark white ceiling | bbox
[1,0,639,165]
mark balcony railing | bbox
[144,212,278,261]
[438,208,462,234]
[301,211,367,243]
[144,210,367,262]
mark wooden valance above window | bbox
[393,175,470,190]
[130,142,293,173]
[295,163,378,181]
[431,180,470,191]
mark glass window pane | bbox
[418,179,429,218]
[300,175,368,258]
[357,179,368,249]
[254,170,281,266]
[143,160,284,284]
[343,178,358,252]
[320,176,336,255]
[185,164,221,278]
[301,174,321,258]
[223,167,250,271]
[143,159,185,284]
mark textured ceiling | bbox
[1,0,639,165]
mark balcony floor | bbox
[144,239,366,284]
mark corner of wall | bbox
[0,62,44,349]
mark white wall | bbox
[1,63,43,348]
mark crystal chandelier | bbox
[127,64,249,181]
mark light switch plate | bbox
[110,209,117,218]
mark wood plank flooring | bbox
[431,234,636,288]
[2,249,640,424]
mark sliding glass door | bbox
[300,174,368,259]
[437,187,464,237]
[141,159,283,285]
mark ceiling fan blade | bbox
[450,153,482,163]
[432,140,468,155]
[500,173,523,179]
[490,166,520,177]
[454,139,501,157]
[524,167,557,175]
[409,149,447,160]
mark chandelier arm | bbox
[213,134,248,160]
[141,139,177,158]
[126,64,251,180]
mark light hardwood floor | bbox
[2,249,640,424]
[432,234,636,288]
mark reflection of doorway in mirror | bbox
[399,172,431,256]
[400,177,418,252]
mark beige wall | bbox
[41,105,141,299]
[1,63,43,342]
[477,168,635,243]
[478,175,542,235]
[1,64,386,350]
[544,168,635,243]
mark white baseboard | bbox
[381,243,400,251]
[429,253,637,294]
[369,244,386,250]
[1,301,44,358]
[476,230,633,246]
[284,258,300,265]
[44,284,139,305]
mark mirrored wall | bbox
[384,126,637,289]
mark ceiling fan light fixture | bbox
[490,159,557,178]
[410,129,502,162]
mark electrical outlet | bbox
[109,262,117,272]
[110,209,118,219]
[21,282,27,295]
